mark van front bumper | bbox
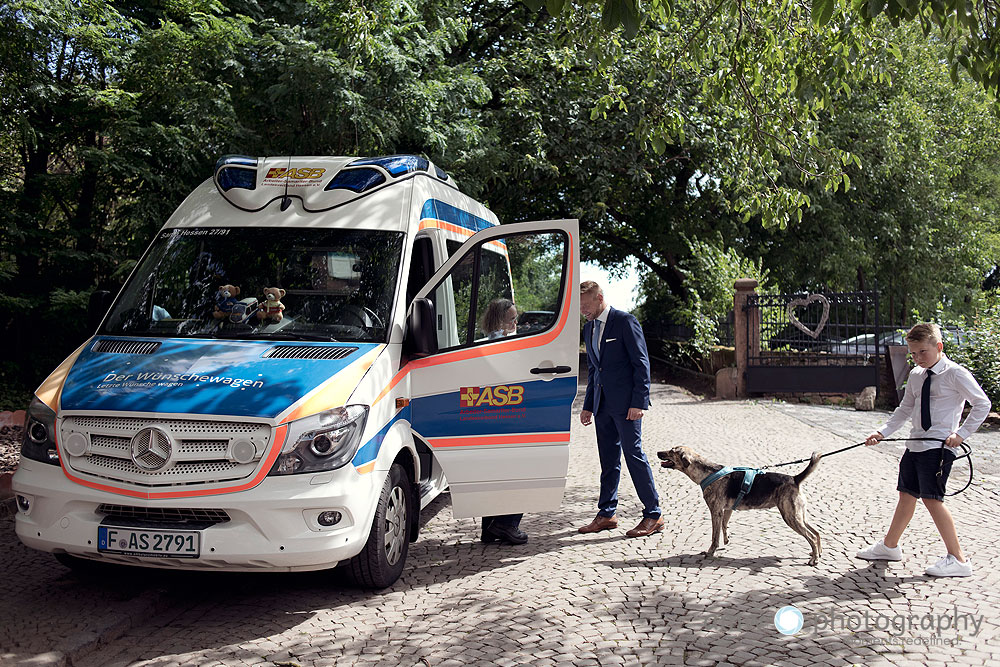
[12,459,381,572]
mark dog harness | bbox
[700,467,763,510]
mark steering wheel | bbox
[340,305,383,329]
[362,306,384,329]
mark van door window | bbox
[429,231,567,351]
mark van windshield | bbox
[101,227,404,343]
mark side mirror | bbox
[405,298,438,357]
[88,290,113,332]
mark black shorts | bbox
[897,448,956,501]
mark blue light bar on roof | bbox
[325,168,386,193]
[216,155,257,169]
[350,155,429,176]
[215,155,258,192]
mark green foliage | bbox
[2,0,998,393]
[757,22,1000,323]
[939,292,1000,408]
[551,0,1000,94]
[639,237,769,370]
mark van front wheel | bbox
[345,463,411,588]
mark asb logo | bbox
[460,385,524,408]
[264,167,326,179]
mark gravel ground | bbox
[1,426,21,475]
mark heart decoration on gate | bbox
[786,294,831,339]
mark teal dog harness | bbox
[700,467,763,510]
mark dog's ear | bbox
[678,449,692,469]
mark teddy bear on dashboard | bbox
[257,287,286,323]
[212,284,241,319]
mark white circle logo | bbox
[774,605,804,635]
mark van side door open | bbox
[407,220,580,518]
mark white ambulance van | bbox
[12,155,579,588]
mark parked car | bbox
[827,327,967,356]
[825,331,905,356]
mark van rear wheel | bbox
[345,463,412,589]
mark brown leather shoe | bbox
[625,517,665,538]
[578,515,618,534]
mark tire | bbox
[345,463,412,589]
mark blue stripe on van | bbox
[353,406,410,468]
[420,199,496,232]
[409,376,576,438]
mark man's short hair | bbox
[907,322,943,345]
[580,281,603,298]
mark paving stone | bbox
[3,385,999,666]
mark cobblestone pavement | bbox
[4,383,999,666]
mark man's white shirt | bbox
[880,354,991,451]
[592,304,611,353]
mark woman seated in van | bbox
[478,297,528,545]
[481,297,518,340]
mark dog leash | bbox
[760,437,973,496]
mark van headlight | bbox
[269,405,369,475]
[22,397,60,466]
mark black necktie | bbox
[921,370,934,431]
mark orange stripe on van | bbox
[280,345,384,423]
[36,339,92,412]
[60,423,289,499]
[372,366,409,407]
[418,219,507,251]
[355,461,376,474]
[428,432,570,448]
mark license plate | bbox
[98,526,200,558]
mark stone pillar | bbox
[733,278,759,398]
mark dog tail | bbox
[793,451,822,486]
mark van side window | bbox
[428,230,568,352]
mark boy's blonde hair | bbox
[906,322,943,345]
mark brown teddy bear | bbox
[258,287,286,322]
[213,284,241,319]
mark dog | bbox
[657,446,822,565]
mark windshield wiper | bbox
[213,331,340,342]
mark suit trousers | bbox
[594,408,661,519]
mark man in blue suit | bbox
[578,281,663,537]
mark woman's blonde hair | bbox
[481,298,515,334]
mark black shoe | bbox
[486,522,528,545]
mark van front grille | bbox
[97,504,231,527]
[61,416,271,488]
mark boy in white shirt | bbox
[856,323,991,577]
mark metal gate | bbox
[745,289,880,394]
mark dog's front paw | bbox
[807,557,819,566]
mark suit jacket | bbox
[583,307,651,415]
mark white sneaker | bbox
[856,539,903,561]
[925,554,973,577]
